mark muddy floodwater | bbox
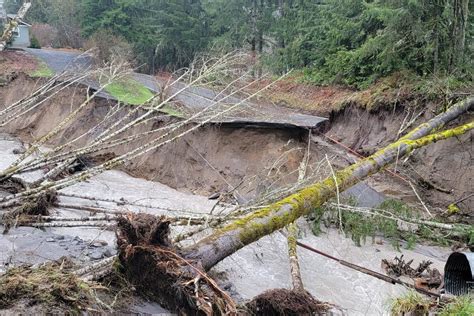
[0,135,452,315]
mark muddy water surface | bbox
[0,135,452,315]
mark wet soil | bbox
[326,104,473,216]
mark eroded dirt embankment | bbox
[0,75,316,199]
[326,104,473,215]
[0,74,472,214]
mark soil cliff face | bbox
[327,105,473,216]
[0,74,472,214]
[0,75,310,199]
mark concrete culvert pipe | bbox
[444,252,474,296]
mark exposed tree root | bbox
[0,178,27,194]
[116,213,237,315]
[382,255,433,278]
[246,289,329,316]
[1,190,58,233]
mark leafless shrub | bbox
[84,29,134,66]
[31,23,58,48]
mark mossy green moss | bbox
[29,61,54,78]
[105,78,154,105]
[219,168,357,245]
[447,203,461,215]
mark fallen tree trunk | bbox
[183,102,473,270]
[287,223,304,292]
[400,97,473,141]
[116,99,472,315]
[0,1,31,51]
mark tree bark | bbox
[183,98,474,270]
[287,223,304,292]
[0,1,31,51]
[451,0,469,67]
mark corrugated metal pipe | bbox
[444,252,474,295]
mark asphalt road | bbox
[24,48,92,73]
[25,48,328,129]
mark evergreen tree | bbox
[6,0,472,83]
[81,0,210,71]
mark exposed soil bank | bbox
[326,104,473,216]
[0,75,318,199]
[0,75,472,215]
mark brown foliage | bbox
[84,29,134,65]
[31,23,58,48]
[0,258,94,311]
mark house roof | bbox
[6,14,31,27]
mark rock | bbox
[12,148,26,155]
[88,251,104,260]
[91,240,108,247]
[72,236,83,245]
[208,192,221,200]
[46,238,55,242]
[54,235,65,240]
[0,76,9,87]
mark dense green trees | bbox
[3,0,21,13]
[81,0,210,72]
[206,0,472,87]
[4,0,472,86]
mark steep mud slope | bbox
[327,105,473,215]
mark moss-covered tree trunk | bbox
[183,98,474,270]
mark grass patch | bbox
[105,78,154,105]
[389,290,432,315]
[390,292,473,315]
[0,259,96,311]
[0,258,135,312]
[29,61,54,78]
[439,295,474,316]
